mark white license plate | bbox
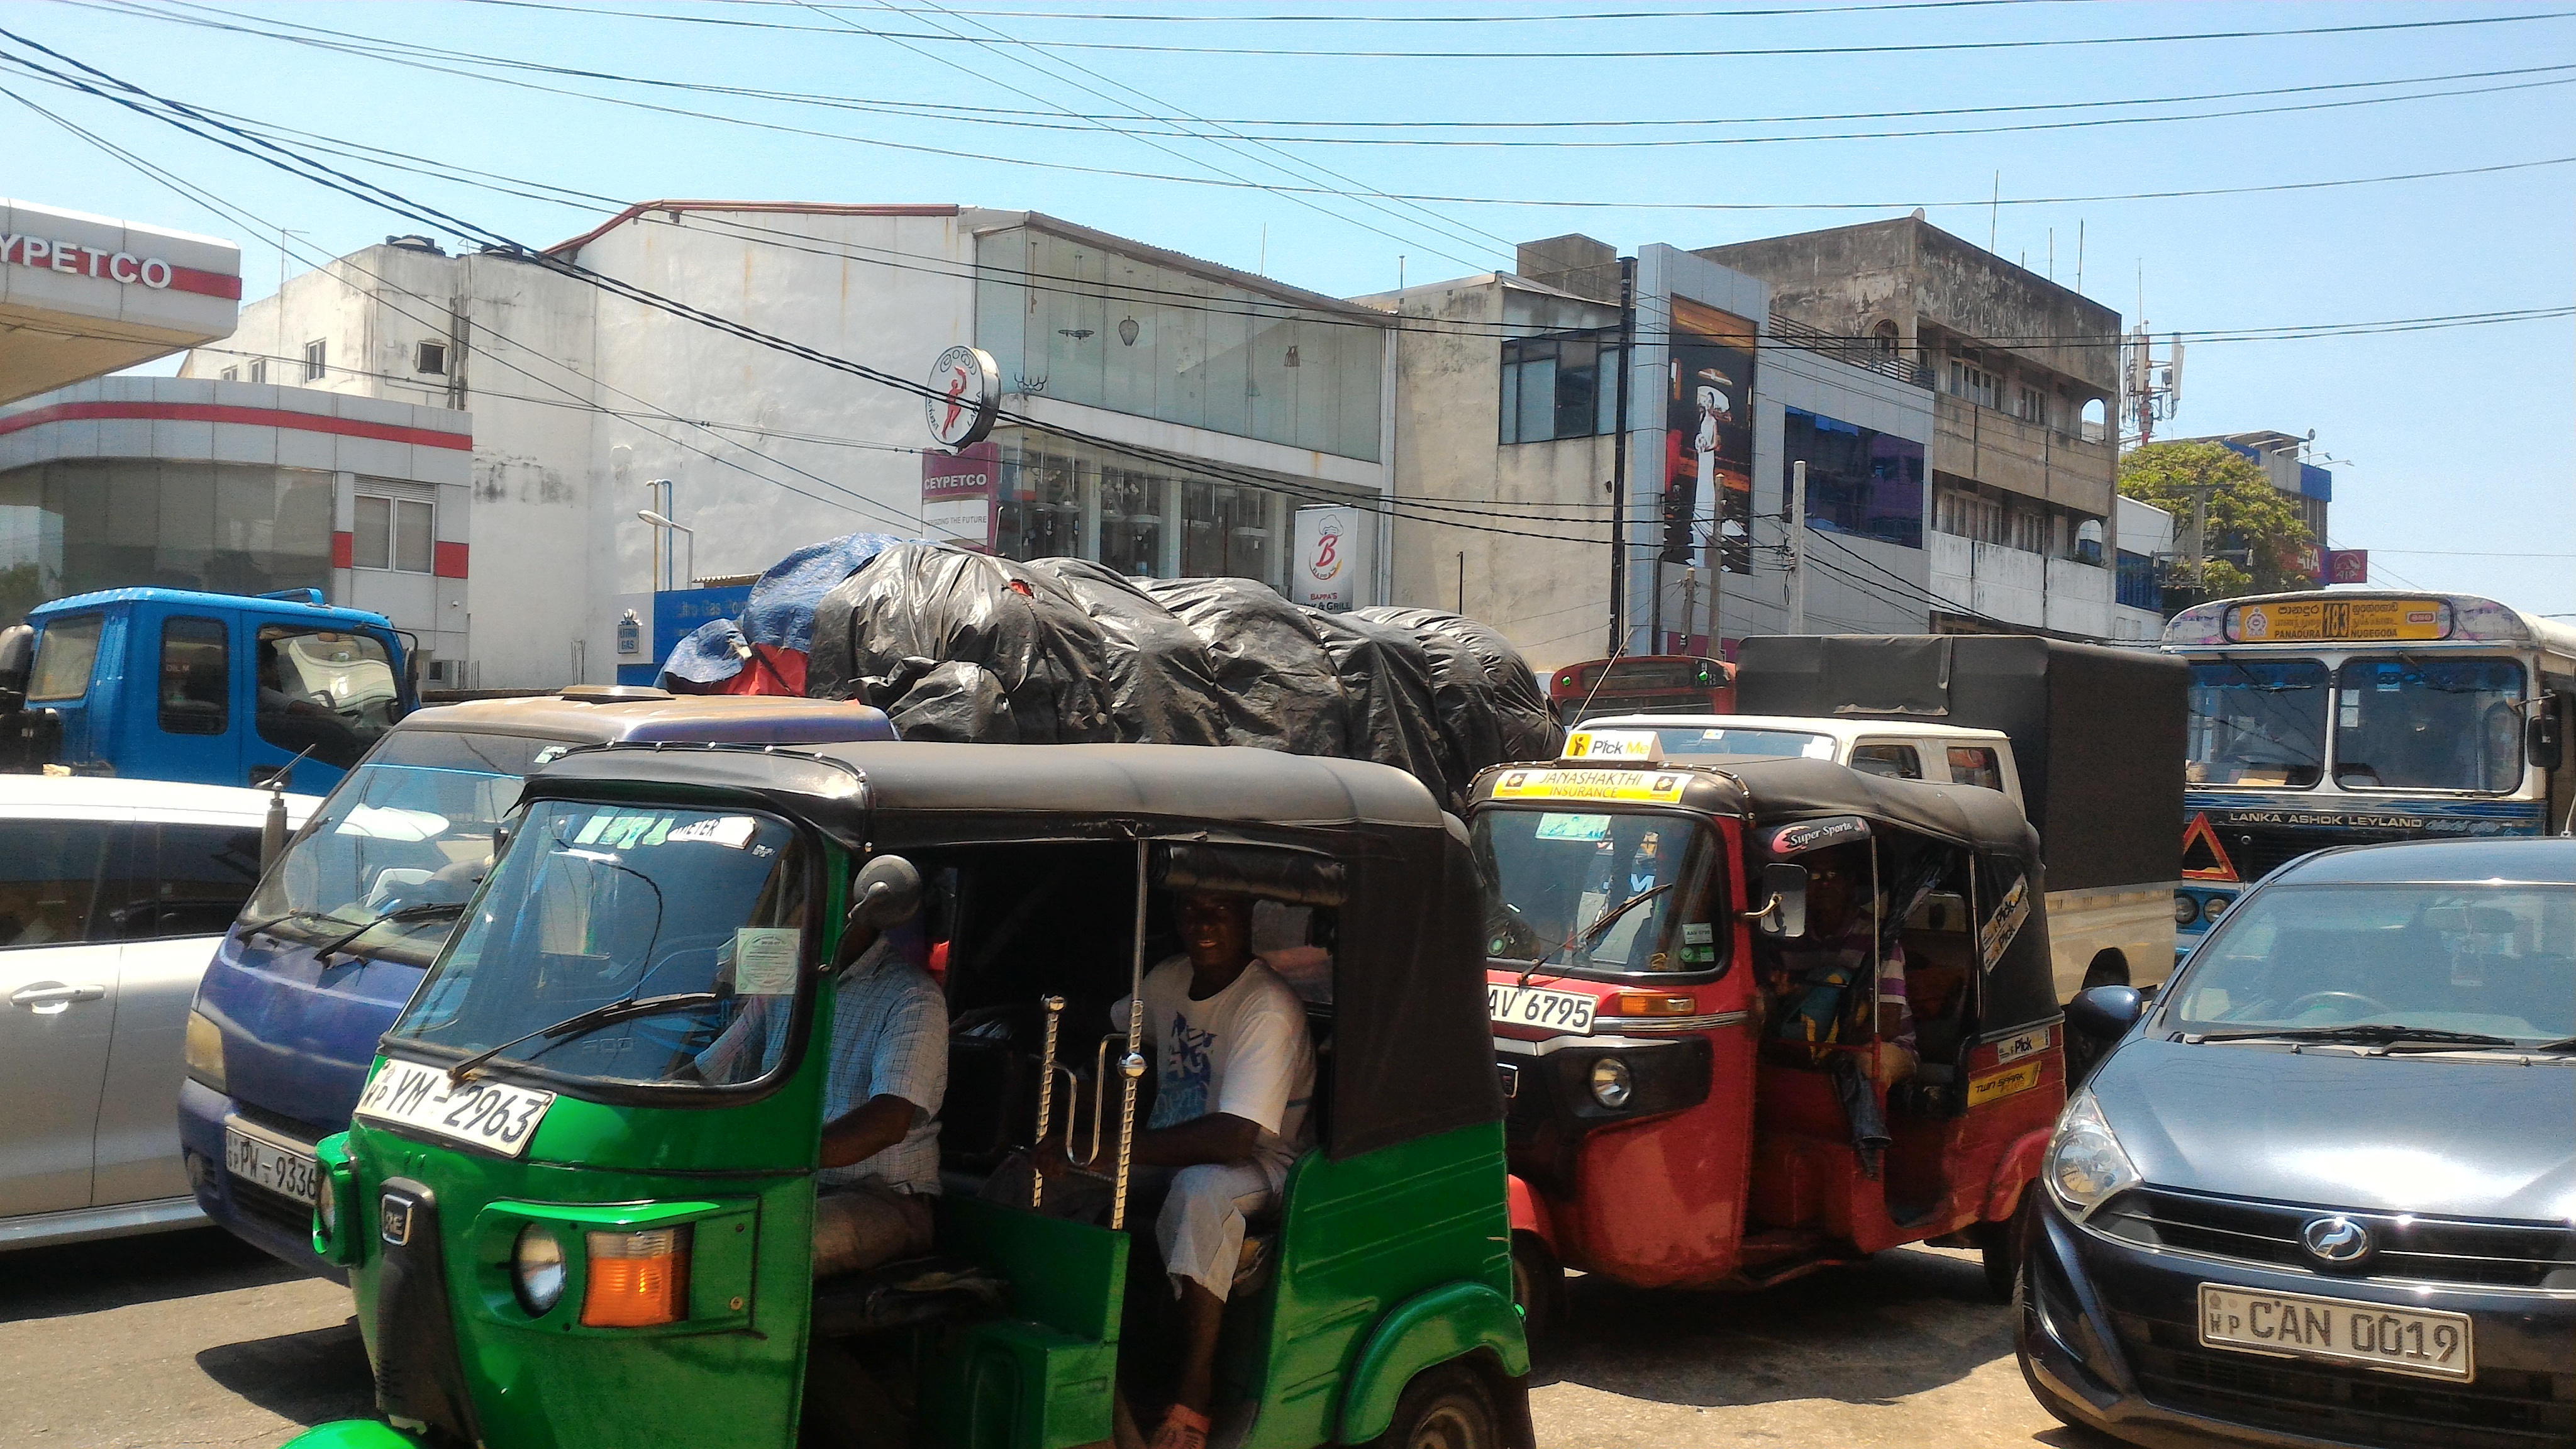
[1487,984,1596,1035]
[224,1128,317,1203]
[353,1058,557,1158]
[2198,1284,2474,1382]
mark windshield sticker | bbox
[1492,769,1689,804]
[666,815,760,849]
[1980,874,2031,967]
[733,928,802,995]
[1768,816,1870,856]
[531,745,571,766]
[1801,737,1837,759]
[336,804,448,842]
[1682,922,1714,945]
[1535,813,1612,841]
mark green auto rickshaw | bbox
[287,741,1528,1449]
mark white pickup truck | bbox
[1583,709,2179,1003]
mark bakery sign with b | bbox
[1291,504,1373,613]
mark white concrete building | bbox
[180,207,1394,691]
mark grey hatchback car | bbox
[2019,836,2574,1449]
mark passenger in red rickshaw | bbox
[1036,889,1315,1449]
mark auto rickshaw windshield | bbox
[386,798,812,1089]
[1473,807,1726,974]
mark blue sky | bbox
[6,0,2569,614]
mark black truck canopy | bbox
[1732,634,2183,893]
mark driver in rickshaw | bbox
[697,891,948,1278]
[1036,888,1316,1449]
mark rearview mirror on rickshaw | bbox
[2528,707,2562,772]
[1746,862,1809,938]
[847,853,923,932]
[2067,984,2145,1041]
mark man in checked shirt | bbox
[698,898,948,1277]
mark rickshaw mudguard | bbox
[1336,1280,1529,1445]
[1984,1125,2055,1221]
[1505,1174,1552,1244]
[280,1421,429,1449]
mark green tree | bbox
[2117,441,2316,599]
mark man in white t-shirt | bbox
[1041,889,1314,1449]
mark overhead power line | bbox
[449,1,2576,59]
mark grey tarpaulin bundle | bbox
[764,541,1562,808]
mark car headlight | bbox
[514,1224,569,1316]
[184,1009,227,1093]
[1589,1056,1633,1109]
[2045,1089,2140,1221]
[2172,894,2200,926]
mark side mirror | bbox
[1748,862,1809,938]
[847,854,923,935]
[0,623,31,707]
[2068,984,2145,1041]
[2529,708,2562,773]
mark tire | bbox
[1508,1231,1563,1345]
[1375,1365,1501,1449]
[1977,1191,2029,1304]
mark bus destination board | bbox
[2226,598,2450,643]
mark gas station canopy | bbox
[1,197,241,404]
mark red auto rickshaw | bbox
[1468,732,2064,1330]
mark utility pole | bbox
[1679,567,1698,654]
[1606,255,1636,658]
[1789,460,1809,633]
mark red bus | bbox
[1545,654,1735,725]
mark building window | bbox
[1782,408,1924,550]
[416,341,447,375]
[1499,330,1621,444]
[2116,548,2159,609]
[2007,508,2048,554]
[2015,386,2047,425]
[303,339,326,382]
[1871,319,1901,354]
[353,494,434,573]
[248,358,267,385]
[1948,360,1997,410]
[219,366,238,382]
[1935,487,2004,545]
[157,616,230,736]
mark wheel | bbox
[1376,1365,1500,1449]
[1977,1191,2031,1304]
[1508,1231,1563,1344]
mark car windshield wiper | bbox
[445,991,726,1084]
[238,906,350,941]
[311,901,470,959]
[2190,1024,2525,1049]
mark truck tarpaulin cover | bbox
[662,533,911,696]
[733,535,1563,804]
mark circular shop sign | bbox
[925,345,1001,452]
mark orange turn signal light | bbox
[1607,992,1696,1017]
[580,1227,691,1327]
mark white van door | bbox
[0,811,127,1217]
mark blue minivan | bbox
[177,685,897,1275]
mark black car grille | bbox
[2094,1187,2576,1289]
[2115,1309,2576,1449]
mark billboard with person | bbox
[1664,297,1756,574]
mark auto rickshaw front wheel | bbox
[1508,1231,1563,1344]
[1377,1364,1502,1449]
[1976,1191,2034,1304]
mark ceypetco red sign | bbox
[1,233,240,298]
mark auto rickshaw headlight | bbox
[513,1224,568,1316]
[2172,894,2200,926]
[581,1226,691,1327]
[313,1174,338,1238]
[2045,1090,2140,1222]
[1589,1056,1633,1109]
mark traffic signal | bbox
[1658,483,1695,565]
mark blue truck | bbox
[176,686,899,1275]
[0,586,414,796]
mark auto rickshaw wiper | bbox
[445,991,726,1084]
[1522,882,1675,984]
[309,901,469,960]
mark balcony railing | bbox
[1765,314,1929,385]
